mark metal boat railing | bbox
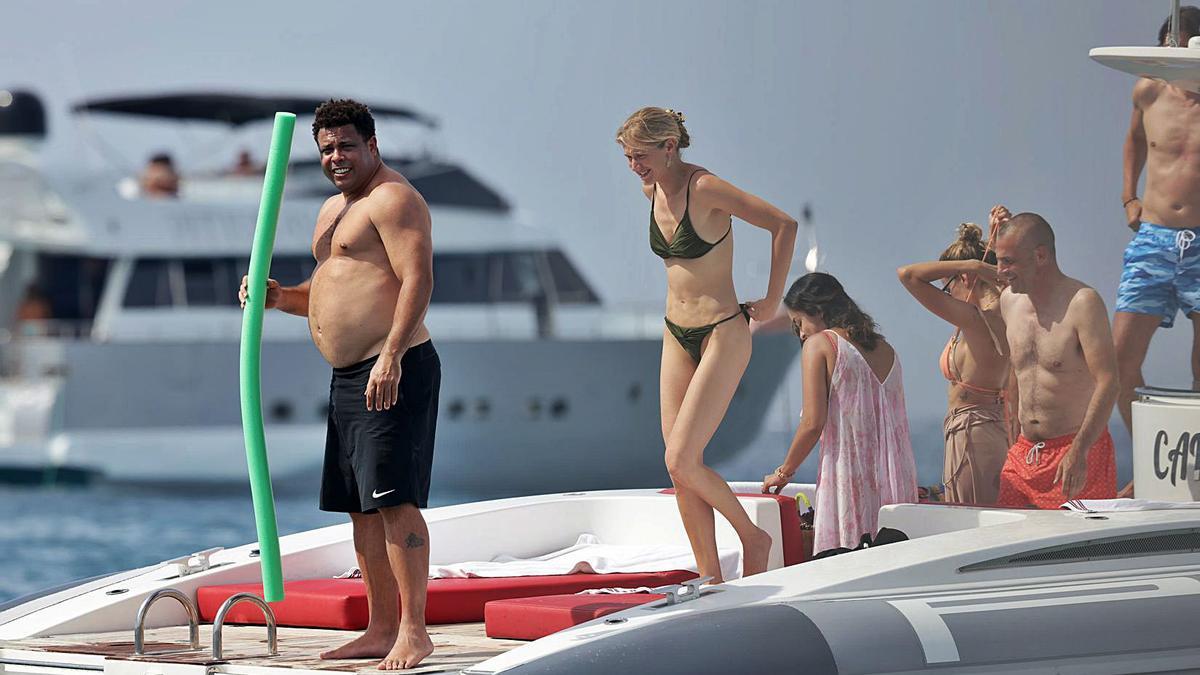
[133,588,199,656]
[212,593,277,660]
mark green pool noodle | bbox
[240,112,295,603]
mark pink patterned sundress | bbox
[813,330,918,554]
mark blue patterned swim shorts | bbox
[1116,222,1200,328]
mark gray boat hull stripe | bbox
[495,604,836,675]
[888,576,1200,664]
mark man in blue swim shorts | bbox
[1115,6,1200,445]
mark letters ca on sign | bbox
[1153,430,1200,486]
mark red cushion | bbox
[485,592,664,640]
[198,579,366,630]
[197,570,696,629]
[660,489,807,566]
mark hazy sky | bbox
[4,1,1187,466]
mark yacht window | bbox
[219,256,245,303]
[183,258,237,306]
[287,158,510,212]
[545,249,599,304]
[27,254,111,320]
[431,253,489,303]
[495,251,544,302]
[124,259,174,308]
[270,255,316,286]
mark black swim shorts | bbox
[319,340,440,513]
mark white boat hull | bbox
[2,334,794,494]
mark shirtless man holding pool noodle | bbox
[240,99,438,670]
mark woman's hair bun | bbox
[956,222,983,245]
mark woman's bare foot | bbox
[741,527,773,577]
[377,628,434,671]
[319,629,396,660]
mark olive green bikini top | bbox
[650,170,732,259]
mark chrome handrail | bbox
[1171,0,1182,47]
[212,592,278,660]
[1137,386,1200,400]
[133,588,200,655]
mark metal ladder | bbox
[133,588,277,660]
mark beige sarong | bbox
[942,403,1008,505]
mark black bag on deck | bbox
[811,527,909,560]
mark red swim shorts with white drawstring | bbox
[997,430,1117,509]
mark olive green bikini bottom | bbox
[665,303,750,363]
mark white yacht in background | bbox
[0,91,796,495]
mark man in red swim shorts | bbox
[992,209,1120,507]
[998,432,1118,509]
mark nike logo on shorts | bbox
[372,488,396,499]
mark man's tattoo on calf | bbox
[405,532,426,549]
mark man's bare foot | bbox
[319,630,396,660]
[377,629,434,670]
[741,527,773,577]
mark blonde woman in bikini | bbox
[897,209,1013,505]
[616,107,797,581]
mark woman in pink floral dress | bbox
[762,273,918,554]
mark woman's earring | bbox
[666,154,672,168]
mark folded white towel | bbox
[1062,498,1200,512]
[427,534,741,581]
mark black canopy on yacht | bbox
[72,92,438,128]
[0,90,47,138]
[72,92,510,211]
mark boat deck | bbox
[0,624,524,674]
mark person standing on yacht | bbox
[992,209,1120,507]
[897,218,1013,505]
[762,273,917,554]
[239,99,438,670]
[616,107,797,581]
[1114,7,1200,444]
